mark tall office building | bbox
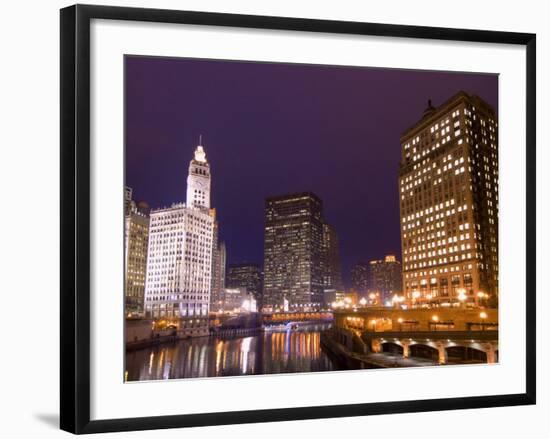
[226,263,263,306]
[125,186,134,216]
[368,255,403,305]
[399,91,498,307]
[351,262,369,295]
[321,223,344,292]
[263,192,324,311]
[143,141,215,318]
[124,191,149,316]
[210,218,226,311]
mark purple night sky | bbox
[125,55,498,286]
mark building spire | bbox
[422,99,436,118]
[193,135,207,163]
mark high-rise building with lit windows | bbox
[124,186,134,216]
[368,255,403,305]
[124,191,149,316]
[263,192,324,311]
[209,218,226,311]
[143,141,215,319]
[226,263,263,306]
[351,262,369,295]
[321,223,344,293]
[399,91,498,308]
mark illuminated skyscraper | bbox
[144,140,215,319]
[368,255,403,305]
[399,91,498,307]
[321,223,343,292]
[124,190,149,316]
[227,263,263,307]
[263,192,324,311]
[351,262,369,295]
[210,218,226,311]
[124,186,134,216]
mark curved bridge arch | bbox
[446,345,487,363]
[380,341,404,355]
[409,343,440,361]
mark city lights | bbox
[125,84,499,381]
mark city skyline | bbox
[125,57,500,380]
[125,55,498,287]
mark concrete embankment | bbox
[320,331,383,369]
[320,330,439,368]
[126,326,264,351]
[126,334,178,351]
[210,326,263,338]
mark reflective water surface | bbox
[125,324,336,381]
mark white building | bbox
[143,142,215,319]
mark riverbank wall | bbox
[320,329,386,369]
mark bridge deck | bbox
[362,330,498,341]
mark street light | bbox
[477,291,487,307]
[359,297,367,307]
[457,288,467,308]
[368,292,377,306]
[479,311,488,331]
[397,317,404,331]
[431,314,439,331]
[411,290,421,308]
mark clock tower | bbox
[186,136,211,209]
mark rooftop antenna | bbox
[199,134,203,146]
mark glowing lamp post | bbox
[411,290,421,308]
[431,315,439,331]
[397,317,404,331]
[359,297,367,307]
[479,311,488,330]
[457,288,467,308]
[477,291,487,307]
[370,319,377,332]
[368,292,376,306]
[394,295,405,309]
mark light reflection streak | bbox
[126,323,334,381]
[240,337,252,373]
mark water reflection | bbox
[126,324,335,381]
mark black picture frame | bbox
[60,4,536,434]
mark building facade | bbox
[124,186,134,216]
[124,198,150,316]
[220,287,256,312]
[263,192,324,311]
[321,223,344,292]
[226,263,263,307]
[368,255,403,305]
[143,143,215,318]
[209,218,227,312]
[351,262,369,295]
[399,91,498,308]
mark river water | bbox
[125,323,336,381]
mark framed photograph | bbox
[60,4,536,434]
